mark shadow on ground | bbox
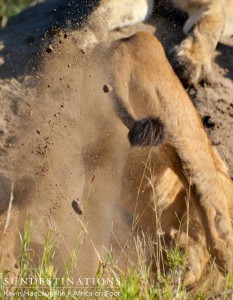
[0,0,100,80]
[215,42,233,81]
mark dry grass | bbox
[1,210,233,299]
[0,156,233,299]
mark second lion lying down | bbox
[77,0,233,85]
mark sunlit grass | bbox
[0,214,187,299]
[1,215,233,299]
[0,0,39,27]
[0,0,34,17]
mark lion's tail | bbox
[103,84,165,147]
[128,117,165,147]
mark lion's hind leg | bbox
[170,132,233,274]
[154,168,210,286]
[171,199,210,287]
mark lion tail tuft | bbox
[128,117,165,147]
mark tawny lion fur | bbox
[105,32,233,285]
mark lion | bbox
[102,31,233,285]
[76,0,233,85]
[0,32,232,289]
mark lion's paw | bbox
[182,249,209,287]
[184,268,202,287]
[172,37,212,85]
[211,238,233,274]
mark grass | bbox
[0,0,37,27]
[0,216,188,299]
[0,159,232,299]
[1,213,233,299]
